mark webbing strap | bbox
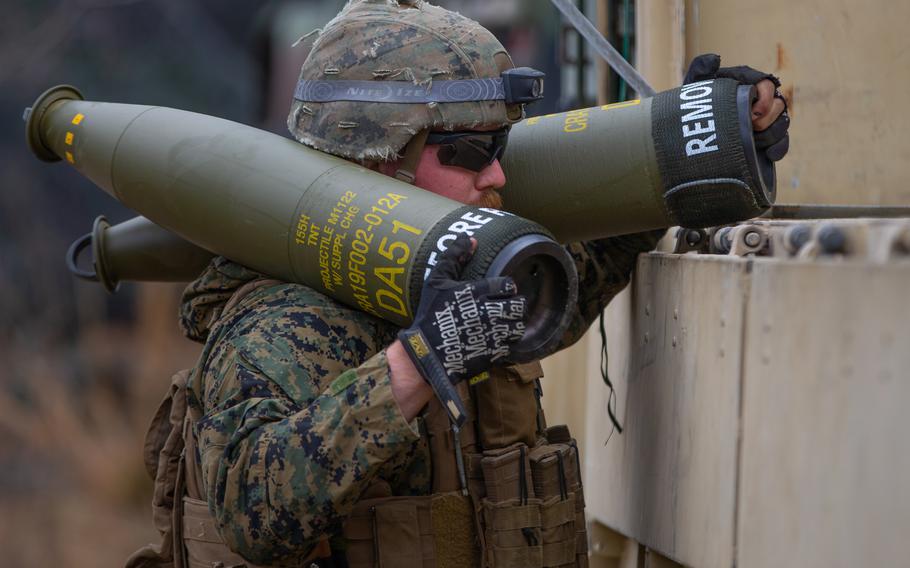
[490,544,543,568]
[395,128,429,184]
[541,539,576,567]
[540,497,575,529]
[484,501,541,530]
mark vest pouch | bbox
[181,497,261,568]
[343,493,478,568]
[529,444,579,568]
[540,495,577,568]
[424,382,478,493]
[562,442,589,567]
[481,443,535,503]
[480,443,542,567]
[481,498,543,568]
[528,443,573,501]
[465,451,487,500]
[474,363,543,448]
[344,497,429,567]
[544,426,589,568]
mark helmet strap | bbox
[394,128,430,184]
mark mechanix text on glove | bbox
[399,233,528,426]
[433,284,526,377]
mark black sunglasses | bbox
[426,128,510,172]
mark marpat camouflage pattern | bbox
[179,229,664,565]
[288,0,521,162]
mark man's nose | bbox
[475,158,506,191]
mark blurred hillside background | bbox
[0,0,605,564]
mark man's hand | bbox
[397,233,527,425]
[684,53,790,162]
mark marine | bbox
[126,2,790,567]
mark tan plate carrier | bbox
[127,280,589,568]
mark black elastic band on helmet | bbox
[294,67,545,106]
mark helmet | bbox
[287,0,530,163]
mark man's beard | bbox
[472,189,503,210]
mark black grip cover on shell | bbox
[410,208,577,364]
[651,78,776,228]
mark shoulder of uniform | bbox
[229,280,385,331]
[202,281,398,403]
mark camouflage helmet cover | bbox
[287,0,522,161]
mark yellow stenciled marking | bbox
[72,113,84,125]
[65,132,74,145]
[407,334,429,358]
[600,99,641,111]
[563,108,591,133]
[525,113,559,127]
[469,371,490,386]
[65,151,75,164]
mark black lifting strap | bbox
[599,312,623,436]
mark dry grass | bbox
[0,283,201,567]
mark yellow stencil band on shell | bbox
[72,114,84,125]
[65,151,75,164]
[65,132,74,145]
[600,99,641,111]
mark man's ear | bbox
[362,160,382,173]
[374,159,400,177]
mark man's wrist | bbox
[387,339,433,422]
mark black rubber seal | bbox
[409,207,577,362]
[736,84,776,206]
[409,206,556,307]
[484,234,578,362]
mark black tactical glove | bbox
[398,233,527,426]
[684,53,790,162]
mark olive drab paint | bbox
[73,215,215,292]
[25,79,772,356]
[503,78,776,241]
[54,77,774,294]
[25,85,576,363]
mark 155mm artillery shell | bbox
[25,84,577,366]
[503,78,775,241]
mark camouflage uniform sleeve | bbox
[190,290,420,565]
[556,229,666,349]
